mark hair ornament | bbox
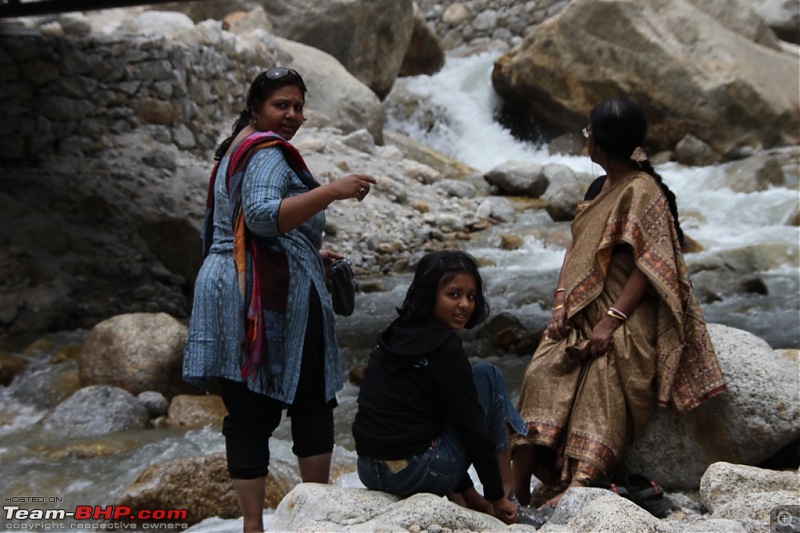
[630,146,648,163]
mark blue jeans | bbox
[357,362,527,497]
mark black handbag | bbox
[329,258,355,316]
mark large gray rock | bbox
[399,1,446,77]
[492,0,800,159]
[711,491,799,533]
[265,477,797,533]
[116,452,293,526]
[383,130,481,182]
[261,465,800,532]
[688,243,799,306]
[542,165,594,221]
[275,37,385,144]
[560,493,676,533]
[699,462,800,512]
[484,160,548,197]
[714,146,800,192]
[476,196,516,223]
[166,394,227,428]
[79,312,191,398]
[136,390,169,418]
[262,0,416,99]
[621,324,800,489]
[269,483,525,532]
[39,385,149,437]
[545,487,626,527]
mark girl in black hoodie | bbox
[352,251,530,525]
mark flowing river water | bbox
[1,51,798,530]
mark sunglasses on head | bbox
[265,67,301,80]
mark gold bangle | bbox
[553,304,565,312]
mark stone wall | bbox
[415,0,570,50]
[0,30,269,163]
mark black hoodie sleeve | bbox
[432,335,505,502]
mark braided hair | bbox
[589,99,684,246]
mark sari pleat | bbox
[513,171,726,486]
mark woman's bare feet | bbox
[540,479,588,510]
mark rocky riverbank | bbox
[0,1,798,531]
[0,0,797,337]
[1,312,797,532]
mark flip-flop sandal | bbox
[587,480,632,499]
[625,474,672,518]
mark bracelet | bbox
[554,288,565,297]
[607,307,628,321]
[553,304,565,312]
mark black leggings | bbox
[220,289,335,480]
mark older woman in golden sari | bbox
[511,99,727,510]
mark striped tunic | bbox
[183,147,342,404]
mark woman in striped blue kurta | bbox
[183,67,375,532]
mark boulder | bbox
[716,147,800,193]
[674,134,722,167]
[710,491,799,532]
[116,452,292,526]
[699,462,799,511]
[275,37,385,145]
[137,391,169,419]
[491,0,800,159]
[476,196,516,223]
[383,130,482,182]
[562,493,675,532]
[475,312,538,355]
[688,243,800,301]
[484,160,548,197]
[434,179,478,199]
[39,385,149,437]
[261,0,416,99]
[620,324,800,489]
[265,465,799,532]
[269,484,514,532]
[166,394,227,428]
[399,2,446,77]
[542,165,594,222]
[79,312,192,398]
